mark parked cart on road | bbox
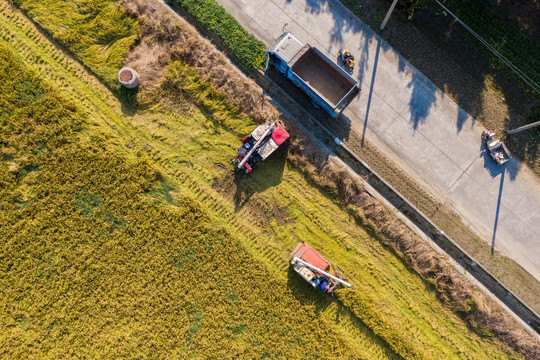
[482,131,511,165]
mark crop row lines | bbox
[172,169,289,273]
[168,167,405,359]
[172,169,396,359]
[143,145,297,277]
[0,2,118,129]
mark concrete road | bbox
[216,0,540,281]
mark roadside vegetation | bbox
[1,0,538,358]
[167,0,266,70]
[340,0,539,175]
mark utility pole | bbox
[507,121,540,135]
[380,0,399,30]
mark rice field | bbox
[0,0,528,358]
[10,0,139,88]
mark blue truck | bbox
[266,32,360,118]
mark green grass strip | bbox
[168,0,266,70]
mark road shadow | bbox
[301,0,359,45]
[491,166,505,255]
[362,37,381,146]
[233,143,288,212]
[455,107,471,134]
[397,54,439,131]
[300,0,374,88]
[302,0,440,134]
[297,0,435,133]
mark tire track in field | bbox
[0,3,463,358]
[249,174,438,356]
[126,138,396,357]
[172,169,397,359]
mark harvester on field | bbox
[234,122,290,174]
[290,242,351,294]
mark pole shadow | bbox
[491,166,505,255]
[480,139,507,255]
[362,37,381,147]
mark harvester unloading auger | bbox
[290,243,351,294]
[234,122,290,174]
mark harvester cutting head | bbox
[234,122,289,174]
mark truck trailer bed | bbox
[290,47,353,107]
[267,32,360,117]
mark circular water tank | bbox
[118,67,139,89]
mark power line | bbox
[435,0,540,94]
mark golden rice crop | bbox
[0,41,373,359]
[3,0,538,358]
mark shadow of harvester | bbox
[285,266,401,358]
[233,142,289,212]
